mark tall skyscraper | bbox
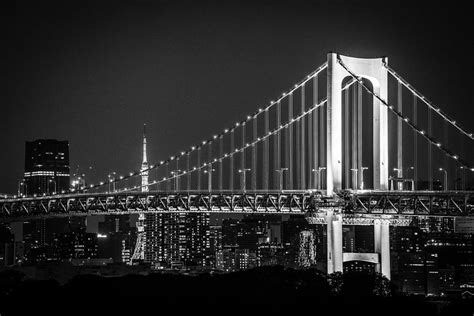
[23,139,70,195]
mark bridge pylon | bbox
[326,53,388,194]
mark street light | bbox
[350,169,358,190]
[393,168,403,190]
[108,172,116,193]
[238,168,251,192]
[439,168,448,191]
[312,167,326,190]
[275,168,288,191]
[18,180,27,197]
[360,167,368,190]
[203,165,216,192]
[456,166,465,190]
[48,179,57,195]
[406,166,414,178]
[393,168,402,177]
[170,170,181,191]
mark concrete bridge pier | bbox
[326,209,343,274]
[326,211,391,279]
[374,219,391,279]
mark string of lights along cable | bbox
[27,53,473,197]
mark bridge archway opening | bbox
[341,77,375,190]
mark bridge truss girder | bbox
[0,190,473,221]
[0,191,330,219]
[339,190,474,217]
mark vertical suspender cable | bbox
[397,81,403,186]
[319,86,326,189]
[352,84,358,189]
[219,136,223,191]
[187,153,191,191]
[241,123,246,190]
[252,117,257,190]
[288,93,294,189]
[263,109,269,190]
[301,84,306,189]
[296,93,301,189]
[274,115,279,189]
[166,163,170,191]
[208,143,212,191]
[313,75,319,189]
[230,129,234,190]
[357,83,363,190]
[277,101,281,189]
[197,148,201,190]
[176,158,180,191]
[428,106,433,190]
[413,96,418,190]
[308,90,313,189]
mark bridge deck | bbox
[0,190,473,221]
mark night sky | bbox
[2,0,473,194]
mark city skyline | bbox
[1,1,474,311]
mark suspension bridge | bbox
[2,52,474,278]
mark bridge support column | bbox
[327,210,343,274]
[326,53,388,194]
[374,219,391,279]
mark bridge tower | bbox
[326,53,388,194]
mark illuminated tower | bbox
[131,124,148,263]
[141,124,149,192]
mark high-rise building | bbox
[23,139,70,195]
[144,212,211,270]
[298,230,317,268]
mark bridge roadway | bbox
[0,190,473,221]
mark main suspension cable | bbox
[338,55,473,171]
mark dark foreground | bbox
[0,266,473,315]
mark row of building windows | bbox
[24,171,70,177]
